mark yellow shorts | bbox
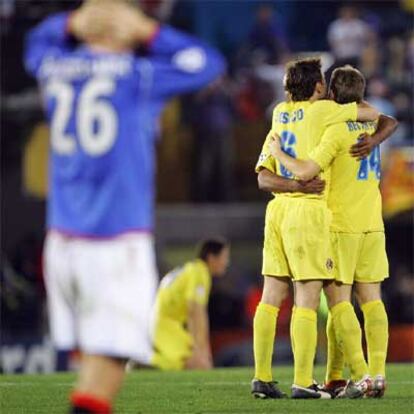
[330,232,389,285]
[262,197,335,281]
[151,316,193,370]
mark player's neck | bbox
[308,92,323,103]
[86,41,129,54]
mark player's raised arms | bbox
[25,13,226,99]
[24,10,225,238]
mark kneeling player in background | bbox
[269,65,397,398]
[151,239,230,370]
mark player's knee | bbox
[294,281,322,310]
[295,287,320,310]
[324,282,352,309]
[295,295,320,310]
[354,283,381,305]
[261,276,289,307]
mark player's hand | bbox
[350,133,376,160]
[297,177,325,194]
[268,133,282,158]
[69,3,113,41]
[185,352,212,370]
[69,2,158,48]
[109,2,158,45]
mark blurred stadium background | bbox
[1,0,413,374]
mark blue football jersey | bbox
[25,13,225,237]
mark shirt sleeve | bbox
[186,269,210,306]
[147,26,226,99]
[313,100,358,127]
[255,132,277,173]
[309,126,343,170]
[24,13,72,78]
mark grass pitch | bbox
[1,363,414,413]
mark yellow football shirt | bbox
[255,100,358,199]
[156,259,211,324]
[310,120,383,233]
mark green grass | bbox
[1,364,414,413]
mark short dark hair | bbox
[285,58,323,101]
[329,65,366,104]
[198,238,228,261]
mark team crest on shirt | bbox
[258,152,269,163]
[326,258,334,271]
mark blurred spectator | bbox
[408,33,414,70]
[192,77,236,202]
[366,77,397,154]
[237,4,288,68]
[359,44,381,79]
[386,36,410,85]
[392,91,413,142]
[327,4,375,67]
[386,265,414,324]
[248,4,287,63]
[140,0,176,21]
[367,77,396,117]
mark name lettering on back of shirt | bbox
[276,109,304,125]
[40,55,133,80]
[346,121,376,132]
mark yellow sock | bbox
[290,306,296,354]
[361,300,388,377]
[292,307,317,387]
[331,301,368,380]
[325,311,344,382]
[253,302,279,382]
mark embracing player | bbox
[252,58,379,399]
[269,65,397,398]
[25,1,225,413]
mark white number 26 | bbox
[46,78,118,156]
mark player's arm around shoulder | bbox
[265,134,323,182]
[356,100,380,122]
[255,121,325,194]
[310,99,378,126]
[303,123,346,179]
[350,114,399,160]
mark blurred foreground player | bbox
[151,239,230,370]
[24,1,225,412]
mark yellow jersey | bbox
[255,100,358,200]
[155,259,211,324]
[310,120,383,233]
